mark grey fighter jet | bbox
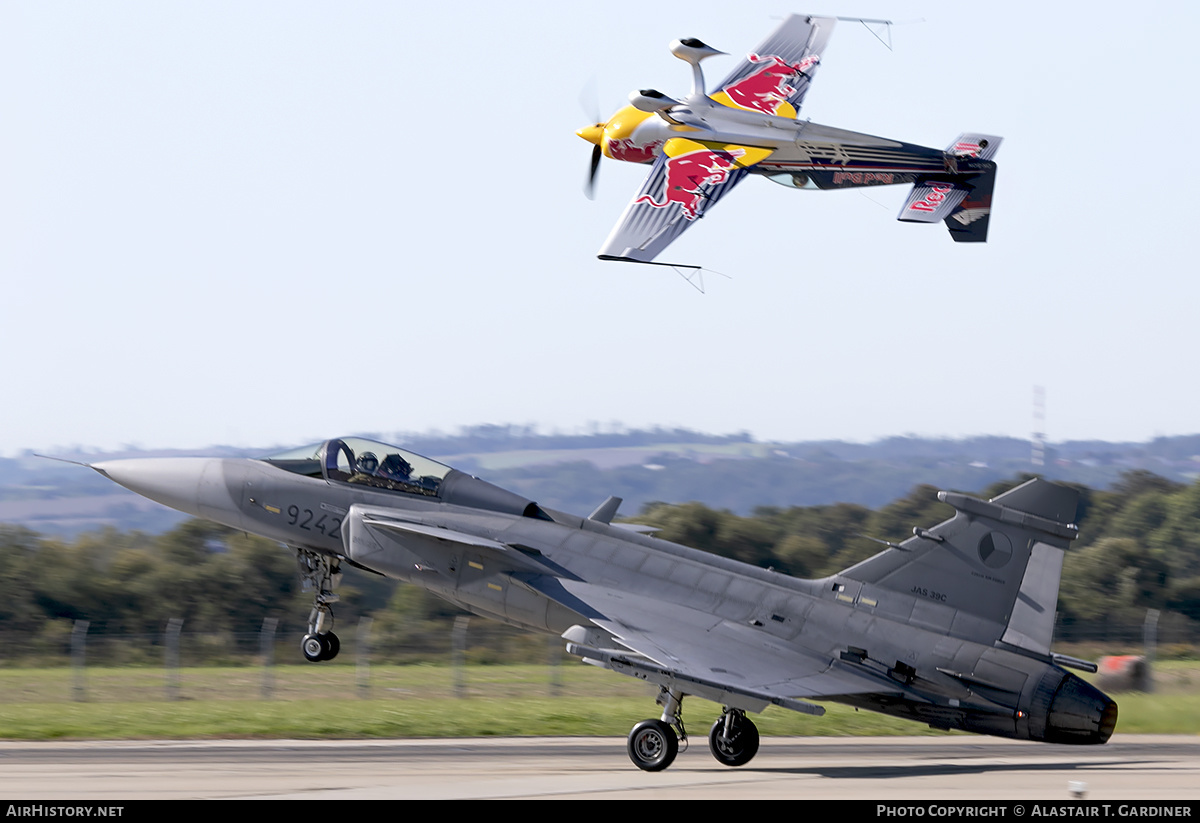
[88,435,1116,771]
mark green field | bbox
[0,661,1197,741]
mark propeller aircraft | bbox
[86,436,1116,771]
[578,14,1001,265]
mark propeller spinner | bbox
[576,105,661,198]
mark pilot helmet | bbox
[356,452,379,474]
[379,454,413,479]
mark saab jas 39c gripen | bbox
[87,436,1115,771]
[579,14,1001,265]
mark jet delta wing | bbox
[542,579,898,707]
[87,436,1117,772]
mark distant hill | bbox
[5,427,1198,536]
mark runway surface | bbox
[0,735,1197,800]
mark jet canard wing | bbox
[711,14,837,118]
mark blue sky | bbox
[3,1,1197,455]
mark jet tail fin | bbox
[897,133,1001,242]
[839,479,1078,655]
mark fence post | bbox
[164,618,183,701]
[357,617,373,698]
[71,620,89,703]
[452,616,469,698]
[547,634,562,697]
[1143,608,1160,692]
[260,617,278,699]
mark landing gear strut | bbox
[708,707,759,767]
[627,687,686,772]
[297,548,342,662]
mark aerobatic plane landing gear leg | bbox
[296,548,342,662]
[627,687,687,771]
[708,707,760,767]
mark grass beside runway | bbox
[0,662,1196,740]
[0,697,941,740]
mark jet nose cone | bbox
[92,458,245,528]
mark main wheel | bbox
[627,719,678,772]
[301,633,326,662]
[708,714,759,767]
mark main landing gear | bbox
[708,707,760,767]
[628,718,678,772]
[626,689,761,771]
[296,548,342,662]
[627,687,685,772]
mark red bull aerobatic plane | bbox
[577,14,1001,265]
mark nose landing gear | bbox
[301,629,340,662]
[296,547,342,662]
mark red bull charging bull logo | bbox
[721,53,820,116]
[635,148,746,221]
[606,137,663,164]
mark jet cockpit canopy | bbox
[259,437,452,497]
[259,437,550,520]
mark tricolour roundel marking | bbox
[978,531,1013,569]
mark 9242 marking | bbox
[286,505,341,536]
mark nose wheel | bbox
[301,631,340,662]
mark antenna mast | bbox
[1031,385,1046,468]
